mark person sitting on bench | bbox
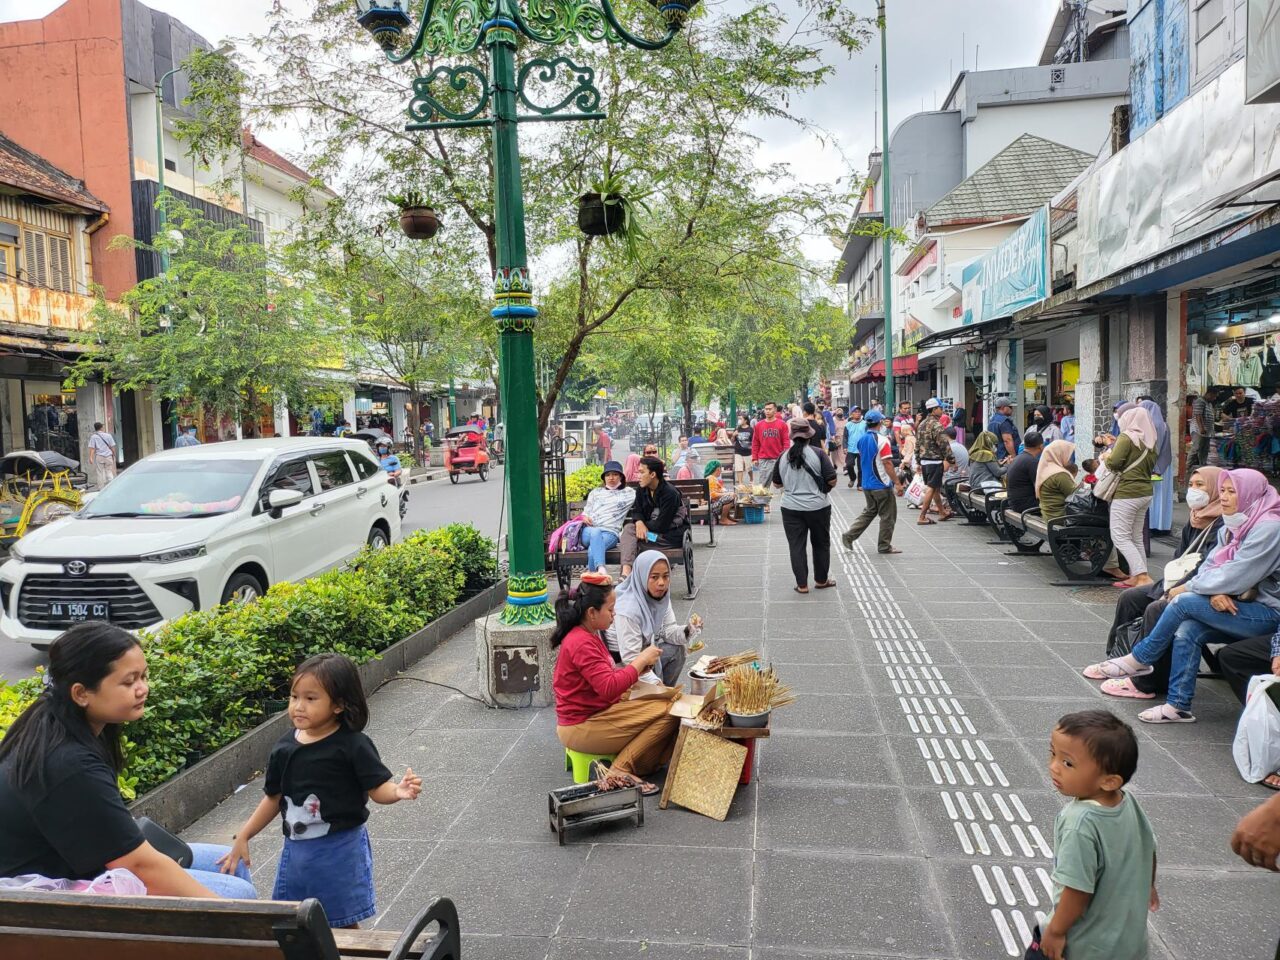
[0,623,256,899]
[967,431,1007,492]
[606,550,703,686]
[1035,439,1080,522]
[704,459,737,525]
[579,460,635,575]
[619,456,689,578]
[1005,431,1044,513]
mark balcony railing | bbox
[0,277,97,333]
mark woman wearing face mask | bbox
[1084,468,1280,723]
[605,550,702,686]
[1096,467,1224,700]
[1031,405,1062,443]
[579,460,636,575]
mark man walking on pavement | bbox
[842,410,903,554]
[88,422,117,490]
[844,407,867,489]
[915,398,953,525]
[174,425,201,448]
[751,402,788,503]
[892,400,914,442]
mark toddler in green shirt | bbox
[1029,710,1158,960]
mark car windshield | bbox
[81,458,260,519]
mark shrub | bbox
[0,525,491,796]
[565,464,603,503]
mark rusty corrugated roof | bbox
[0,132,107,213]
[241,127,315,185]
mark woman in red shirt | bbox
[553,573,677,793]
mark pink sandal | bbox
[1082,658,1154,680]
[1100,678,1156,699]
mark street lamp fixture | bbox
[353,0,695,625]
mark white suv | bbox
[0,438,401,648]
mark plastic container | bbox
[726,709,770,728]
[742,505,765,524]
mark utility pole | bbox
[879,1,895,411]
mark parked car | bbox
[0,438,401,649]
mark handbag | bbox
[1161,524,1215,586]
[1106,616,1146,659]
[1092,448,1151,503]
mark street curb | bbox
[130,579,507,833]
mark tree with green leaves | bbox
[66,199,340,433]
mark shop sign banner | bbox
[961,206,1049,326]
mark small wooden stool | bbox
[564,748,617,784]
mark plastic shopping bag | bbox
[0,868,146,896]
[1233,674,1280,783]
[905,474,926,507]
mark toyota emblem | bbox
[65,561,88,577]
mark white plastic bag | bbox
[1232,674,1280,783]
[0,868,146,896]
[905,474,926,507]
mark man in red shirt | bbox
[751,402,789,495]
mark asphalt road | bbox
[0,463,513,684]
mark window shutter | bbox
[21,229,47,288]
[49,237,72,292]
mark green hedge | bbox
[0,525,495,797]
[565,464,603,503]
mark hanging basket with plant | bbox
[387,191,440,240]
[576,170,653,260]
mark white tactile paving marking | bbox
[829,500,1052,956]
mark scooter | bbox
[389,473,409,519]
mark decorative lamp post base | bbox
[500,571,554,625]
[476,608,557,708]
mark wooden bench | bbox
[0,890,460,960]
[670,477,718,545]
[1001,503,1115,584]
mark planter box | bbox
[130,579,507,833]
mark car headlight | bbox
[139,544,207,564]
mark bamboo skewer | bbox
[724,664,794,714]
[706,650,760,674]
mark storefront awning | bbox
[854,355,919,382]
[914,317,1012,352]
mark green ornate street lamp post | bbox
[355,0,697,625]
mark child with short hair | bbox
[1029,710,1157,960]
[1081,458,1100,487]
[218,653,422,927]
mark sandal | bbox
[1083,658,1154,680]
[1138,703,1196,724]
[793,586,809,594]
[814,580,837,589]
[1100,678,1156,700]
[916,518,936,526]
[1263,773,1280,791]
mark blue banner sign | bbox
[961,205,1049,325]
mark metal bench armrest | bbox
[387,897,461,960]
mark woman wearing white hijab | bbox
[604,550,702,686]
[1139,398,1174,533]
[1103,406,1158,587]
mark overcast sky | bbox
[3,0,1065,257]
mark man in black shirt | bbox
[803,401,827,449]
[1221,386,1254,420]
[620,456,689,576]
[732,414,754,486]
[1005,431,1044,512]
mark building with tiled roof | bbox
[0,132,107,215]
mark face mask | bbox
[1223,511,1248,529]
[1185,488,1210,510]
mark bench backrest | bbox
[669,478,711,500]
[0,891,336,960]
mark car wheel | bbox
[449,472,460,485]
[221,572,265,607]
[478,464,488,481]
[368,526,390,550]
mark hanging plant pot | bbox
[399,206,440,240]
[577,193,625,237]
[646,0,700,28]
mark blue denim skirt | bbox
[272,824,375,927]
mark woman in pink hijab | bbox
[1084,468,1280,723]
[622,453,642,485]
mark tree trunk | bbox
[408,385,422,463]
[679,368,695,437]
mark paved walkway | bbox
[185,485,1278,959]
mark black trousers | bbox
[845,450,861,486]
[781,505,831,588]
[1218,634,1275,705]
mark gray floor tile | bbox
[759,733,900,785]
[997,601,1107,623]
[1138,795,1251,868]
[945,640,1056,666]
[753,853,956,956]
[920,619,1039,643]
[385,728,523,778]
[558,845,752,945]
[770,692,886,735]
[458,936,553,960]
[967,664,1101,699]
[372,775,477,840]
[757,782,921,855]
[780,663,869,696]
[551,942,748,959]
[1150,869,1280,960]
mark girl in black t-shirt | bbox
[218,653,421,928]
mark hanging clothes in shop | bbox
[1262,343,1280,397]
[1239,347,1264,387]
